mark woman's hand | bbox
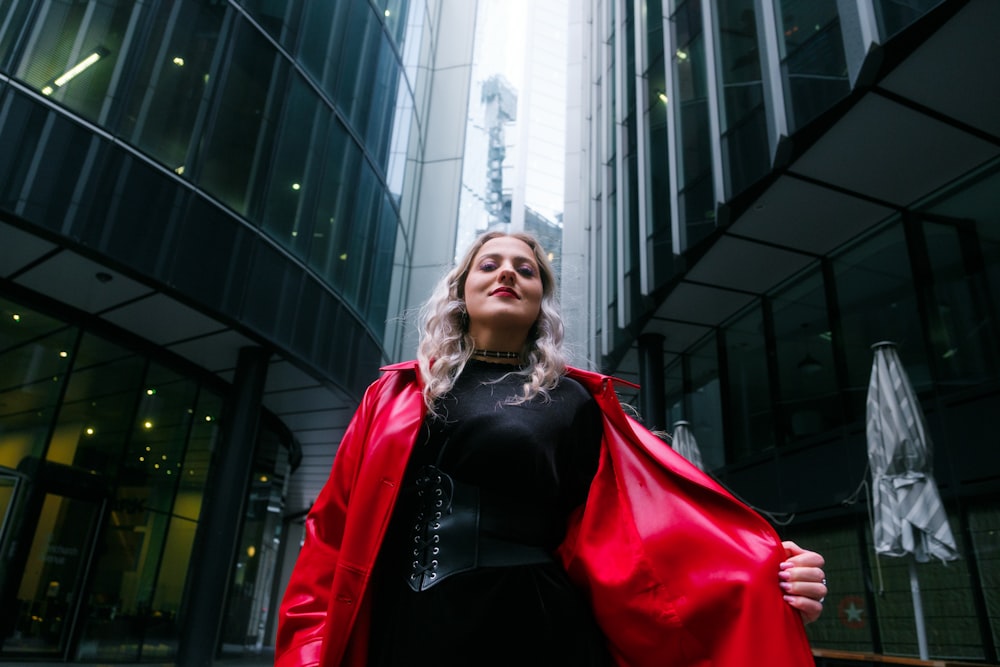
[779,540,828,624]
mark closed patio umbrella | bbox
[866,341,958,659]
[671,420,705,471]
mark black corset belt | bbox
[406,465,553,592]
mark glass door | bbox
[0,481,105,659]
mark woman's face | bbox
[463,236,543,349]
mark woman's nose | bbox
[498,265,516,283]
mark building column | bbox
[638,333,666,431]
[178,346,271,666]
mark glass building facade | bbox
[570,0,1000,663]
[0,0,452,662]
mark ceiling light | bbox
[42,46,110,95]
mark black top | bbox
[369,360,610,666]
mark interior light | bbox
[42,46,110,95]
[85,427,95,435]
[146,388,156,395]
[658,91,668,104]
[340,253,348,261]
[292,183,301,190]
[675,49,688,61]
[260,475,269,483]
[173,56,185,66]
[12,314,20,322]
[205,415,213,422]
[140,456,145,462]
[384,9,391,17]
[59,351,68,358]
[144,421,153,429]
[175,165,185,175]
[942,348,957,359]
[247,546,257,558]
[154,463,160,469]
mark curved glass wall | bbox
[0,291,289,661]
[0,0,426,340]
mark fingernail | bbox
[778,570,791,581]
[779,582,792,592]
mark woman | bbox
[276,232,827,667]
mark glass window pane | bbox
[0,299,76,469]
[687,334,724,467]
[119,1,227,173]
[671,0,715,246]
[258,73,330,260]
[14,1,147,126]
[922,220,996,389]
[772,265,840,442]
[308,121,362,282]
[0,1,34,69]
[725,304,774,457]
[336,4,381,135]
[833,223,924,419]
[197,17,287,215]
[238,0,304,47]
[774,0,850,131]
[875,0,945,40]
[48,334,145,475]
[716,0,769,196]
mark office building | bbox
[0,1,477,662]
[566,0,999,662]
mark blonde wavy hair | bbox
[416,231,568,414]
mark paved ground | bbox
[32,647,275,666]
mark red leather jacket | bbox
[276,361,815,667]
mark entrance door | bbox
[0,460,106,660]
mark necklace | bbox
[471,349,520,359]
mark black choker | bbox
[471,349,520,359]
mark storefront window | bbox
[724,303,775,458]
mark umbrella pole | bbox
[909,559,929,659]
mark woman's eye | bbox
[518,266,537,277]
[479,260,498,271]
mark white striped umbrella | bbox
[866,341,958,659]
[671,420,705,471]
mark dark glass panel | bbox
[167,196,254,315]
[308,120,362,285]
[335,3,381,137]
[771,264,840,442]
[296,2,350,97]
[671,0,715,246]
[77,363,197,661]
[78,152,184,279]
[364,33,403,171]
[367,192,398,331]
[775,0,850,131]
[716,0,769,195]
[197,16,287,216]
[238,0,304,48]
[875,0,945,40]
[119,1,227,174]
[922,221,995,389]
[242,241,303,346]
[221,426,286,647]
[258,72,330,260]
[687,334,723,468]
[0,299,76,469]
[0,93,102,233]
[48,334,144,477]
[0,0,34,72]
[372,0,410,46]
[13,1,148,126]
[725,304,774,457]
[832,222,924,419]
[338,162,380,309]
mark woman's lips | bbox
[489,288,519,298]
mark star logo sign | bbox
[838,595,865,629]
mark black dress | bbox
[369,359,611,666]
